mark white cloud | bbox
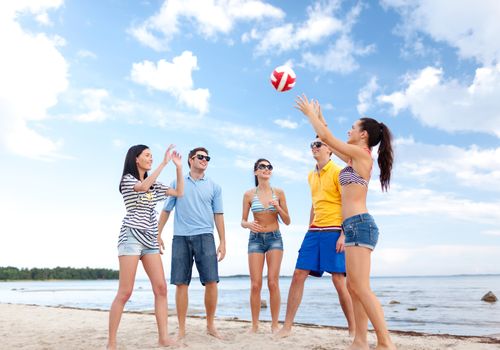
[302,35,374,74]
[129,0,285,51]
[131,51,210,114]
[393,139,500,192]
[382,0,500,65]
[254,1,343,54]
[250,1,374,73]
[76,49,97,59]
[370,186,500,225]
[357,76,379,114]
[482,230,500,236]
[0,1,68,160]
[274,118,298,129]
[378,65,500,137]
[74,89,110,122]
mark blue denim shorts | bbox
[342,213,379,250]
[295,229,345,277]
[170,234,219,286]
[118,228,160,257]
[248,230,284,254]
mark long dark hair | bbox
[360,118,393,192]
[254,158,271,186]
[119,144,149,193]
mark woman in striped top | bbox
[107,144,184,350]
[241,159,291,333]
[296,95,396,350]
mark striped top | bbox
[118,174,169,249]
[339,166,369,187]
[251,188,277,213]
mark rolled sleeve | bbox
[212,184,224,214]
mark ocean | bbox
[1,274,499,337]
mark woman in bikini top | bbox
[296,94,396,350]
[241,158,291,334]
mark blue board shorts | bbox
[342,213,379,250]
[170,233,219,286]
[295,228,346,277]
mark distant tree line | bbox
[0,266,118,280]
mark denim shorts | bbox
[170,233,219,286]
[342,213,379,250]
[295,229,345,277]
[118,228,160,257]
[248,230,284,254]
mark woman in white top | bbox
[107,144,184,350]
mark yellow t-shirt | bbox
[308,160,343,227]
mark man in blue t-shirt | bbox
[158,146,226,340]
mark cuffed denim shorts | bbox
[295,229,345,277]
[118,227,160,257]
[170,233,219,286]
[248,230,284,254]
[342,213,379,250]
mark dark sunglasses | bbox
[192,154,211,161]
[310,141,326,149]
[257,163,273,171]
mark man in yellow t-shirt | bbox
[276,137,355,338]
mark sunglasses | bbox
[257,163,273,171]
[192,154,211,162]
[310,141,326,149]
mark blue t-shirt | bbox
[163,174,223,236]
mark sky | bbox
[1,0,499,278]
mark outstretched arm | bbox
[166,151,184,197]
[296,95,368,162]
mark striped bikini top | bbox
[339,166,369,187]
[251,188,278,213]
[339,148,371,187]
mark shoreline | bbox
[1,303,499,349]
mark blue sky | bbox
[1,0,499,277]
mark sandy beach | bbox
[1,303,499,349]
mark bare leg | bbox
[275,268,309,338]
[346,247,396,350]
[248,253,265,333]
[205,281,222,339]
[266,249,283,333]
[332,273,356,336]
[142,254,176,347]
[175,284,189,339]
[107,255,140,350]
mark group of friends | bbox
[107,95,396,350]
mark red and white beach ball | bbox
[270,65,296,92]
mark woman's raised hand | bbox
[162,144,176,165]
[295,94,318,119]
[171,150,182,168]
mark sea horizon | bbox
[2,274,499,337]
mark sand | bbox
[1,303,499,349]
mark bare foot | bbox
[247,326,259,334]
[106,342,117,350]
[271,325,280,334]
[158,337,178,347]
[274,327,292,338]
[347,340,369,350]
[207,326,224,339]
[176,329,186,341]
[375,344,397,350]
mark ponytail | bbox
[360,118,393,192]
